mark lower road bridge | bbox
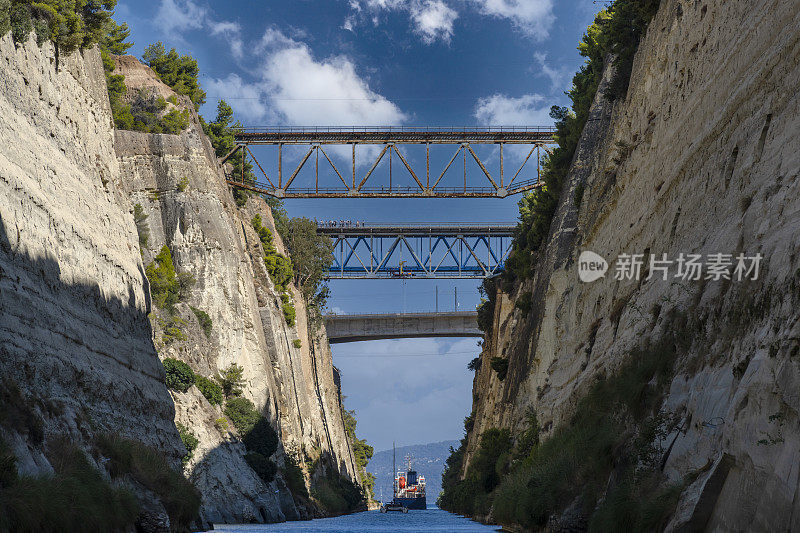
[324,311,481,343]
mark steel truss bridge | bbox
[318,224,515,279]
[223,127,556,199]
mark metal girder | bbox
[320,224,515,279]
[224,127,556,199]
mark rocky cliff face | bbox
[113,56,359,526]
[0,30,361,528]
[466,0,800,529]
[0,32,183,482]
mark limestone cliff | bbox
[0,30,361,529]
[0,31,184,518]
[464,0,800,529]
[113,55,360,525]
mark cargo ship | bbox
[393,458,426,510]
[381,443,426,512]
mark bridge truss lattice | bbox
[318,224,515,279]
[223,127,556,199]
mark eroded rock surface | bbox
[466,0,800,528]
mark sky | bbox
[116,0,602,452]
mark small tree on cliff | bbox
[202,100,254,206]
[142,42,206,109]
[216,363,245,399]
[280,217,334,311]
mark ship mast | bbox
[392,441,396,500]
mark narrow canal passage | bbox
[213,507,500,532]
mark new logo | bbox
[578,251,608,282]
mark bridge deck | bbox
[234,127,555,144]
[324,311,481,343]
[317,224,516,236]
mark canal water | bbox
[212,508,500,533]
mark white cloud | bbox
[410,1,458,43]
[347,0,554,41]
[209,21,244,59]
[203,74,273,122]
[155,0,206,33]
[348,0,458,44]
[467,0,555,39]
[205,27,407,131]
[154,0,244,59]
[261,39,407,127]
[533,52,572,92]
[475,93,553,125]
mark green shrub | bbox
[190,306,213,337]
[202,100,254,205]
[159,315,187,344]
[283,301,296,326]
[0,441,139,533]
[490,357,509,381]
[162,358,194,392]
[0,437,18,489]
[514,410,540,460]
[224,398,280,464]
[161,108,190,134]
[515,291,533,317]
[241,418,279,458]
[223,397,260,435]
[145,245,180,310]
[217,363,245,399]
[490,343,678,529]
[0,1,11,40]
[132,203,150,249]
[177,423,199,466]
[1,0,116,54]
[292,339,302,349]
[341,407,375,500]
[176,175,189,192]
[195,376,223,405]
[283,455,309,499]
[0,379,44,445]
[310,459,364,514]
[214,417,228,432]
[96,434,200,529]
[476,278,497,334]
[244,452,277,484]
[252,214,276,255]
[142,42,206,109]
[467,357,481,372]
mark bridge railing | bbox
[323,311,478,318]
[237,125,556,134]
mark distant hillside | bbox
[367,440,460,504]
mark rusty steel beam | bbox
[226,127,557,199]
[224,179,540,198]
[234,128,555,144]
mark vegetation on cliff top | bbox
[0,0,116,56]
[505,0,660,282]
[99,22,191,134]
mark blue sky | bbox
[117,0,601,451]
